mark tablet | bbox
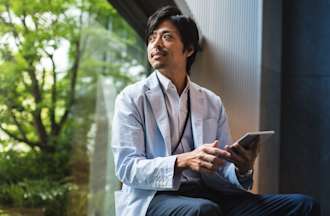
[233,130,275,149]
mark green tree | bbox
[0,0,145,152]
[0,0,146,214]
[0,0,83,153]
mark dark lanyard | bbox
[156,73,191,154]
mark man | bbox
[112,6,319,216]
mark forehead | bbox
[152,20,179,34]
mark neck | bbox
[159,69,187,95]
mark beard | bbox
[151,61,166,69]
[149,47,168,69]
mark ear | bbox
[185,47,194,58]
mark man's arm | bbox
[112,91,180,191]
[214,96,254,190]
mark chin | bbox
[152,63,166,69]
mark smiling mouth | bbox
[151,49,167,58]
[152,53,163,59]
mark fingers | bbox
[199,151,225,167]
[252,141,260,154]
[210,140,219,147]
[249,137,260,152]
[196,159,218,173]
[230,144,249,159]
[190,141,227,173]
[203,140,231,159]
[224,144,246,164]
[187,140,242,173]
[224,143,258,173]
[191,140,259,174]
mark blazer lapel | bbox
[145,72,172,155]
[190,82,204,148]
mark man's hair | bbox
[145,5,200,73]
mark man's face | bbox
[147,20,192,71]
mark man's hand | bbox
[175,140,230,173]
[224,140,260,174]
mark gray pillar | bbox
[259,0,282,194]
[281,1,330,215]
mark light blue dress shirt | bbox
[156,71,201,184]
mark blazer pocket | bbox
[203,118,218,143]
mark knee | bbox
[189,199,222,216]
[291,194,320,215]
[292,194,318,207]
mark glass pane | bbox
[0,1,146,215]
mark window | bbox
[0,1,146,215]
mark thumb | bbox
[211,140,219,147]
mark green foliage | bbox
[0,180,81,216]
[0,150,74,215]
[0,0,146,214]
[0,150,51,183]
[0,179,74,208]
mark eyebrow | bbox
[152,29,177,35]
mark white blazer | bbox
[111,72,251,216]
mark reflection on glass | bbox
[0,0,146,215]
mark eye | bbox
[163,33,172,41]
[148,34,156,43]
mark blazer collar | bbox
[145,72,172,155]
[189,82,204,148]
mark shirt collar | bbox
[156,70,190,95]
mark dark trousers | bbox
[146,181,320,216]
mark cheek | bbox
[173,51,186,62]
[147,46,154,58]
[147,53,152,62]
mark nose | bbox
[151,34,163,48]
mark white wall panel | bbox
[178,0,264,192]
[182,0,263,138]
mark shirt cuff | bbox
[235,167,253,190]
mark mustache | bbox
[151,47,168,57]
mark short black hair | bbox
[145,5,200,73]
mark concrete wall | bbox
[281,1,330,215]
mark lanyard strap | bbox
[171,93,190,154]
[156,73,191,154]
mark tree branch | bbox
[0,123,39,148]
[20,10,29,32]
[56,39,81,135]
[9,110,29,142]
[26,66,48,147]
[5,3,48,146]
[42,48,58,135]
[40,67,46,92]
[54,8,85,136]
[31,14,39,31]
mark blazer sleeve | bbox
[111,90,181,191]
[215,96,253,190]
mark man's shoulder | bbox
[191,81,221,101]
[120,79,148,98]
[117,73,156,101]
